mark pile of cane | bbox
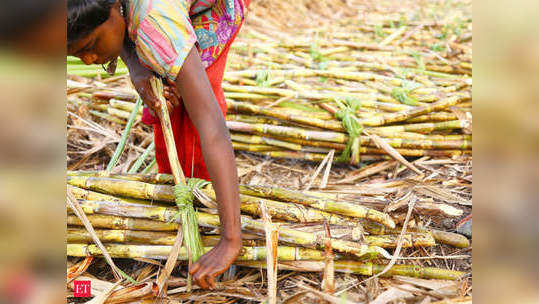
[67,169,469,281]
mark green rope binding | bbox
[173,178,210,208]
[334,98,363,164]
[391,87,419,106]
[172,178,211,265]
[174,184,194,210]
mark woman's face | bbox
[68,3,126,65]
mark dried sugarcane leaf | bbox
[365,132,423,176]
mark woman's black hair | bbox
[67,0,118,44]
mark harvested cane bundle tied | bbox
[67,171,468,281]
[70,85,471,165]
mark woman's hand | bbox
[189,237,242,289]
[121,46,179,114]
[130,68,180,114]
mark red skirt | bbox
[141,0,249,180]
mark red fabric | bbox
[141,0,249,180]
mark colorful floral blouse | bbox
[126,0,245,82]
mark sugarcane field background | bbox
[66,0,472,302]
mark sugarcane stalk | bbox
[360,110,457,123]
[226,121,347,143]
[236,185,396,228]
[363,232,435,248]
[67,228,179,245]
[429,230,471,248]
[259,151,389,162]
[67,228,434,248]
[67,176,176,201]
[365,132,471,142]
[225,69,400,84]
[92,90,137,102]
[357,95,463,127]
[274,100,332,115]
[67,170,174,184]
[370,120,467,134]
[406,68,461,79]
[224,92,272,100]
[361,147,471,157]
[231,133,302,151]
[404,112,458,123]
[89,110,127,125]
[361,137,471,150]
[107,106,142,121]
[67,228,262,247]
[262,131,471,150]
[320,100,411,114]
[235,260,465,280]
[105,97,142,171]
[67,214,179,231]
[150,78,185,183]
[233,142,334,154]
[227,100,344,131]
[362,221,470,248]
[372,263,465,280]
[232,141,284,152]
[67,244,328,261]
[227,101,334,121]
[262,134,347,150]
[74,100,109,112]
[109,99,143,114]
[68,185,170,207]
[226,114,282,125]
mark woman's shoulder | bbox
[127,0,192,36]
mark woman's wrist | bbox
[221,227,242,244]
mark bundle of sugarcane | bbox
[70,84,471,165]
[67,171,469,281]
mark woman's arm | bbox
[175,47,242,290]
[121,43,242,289]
